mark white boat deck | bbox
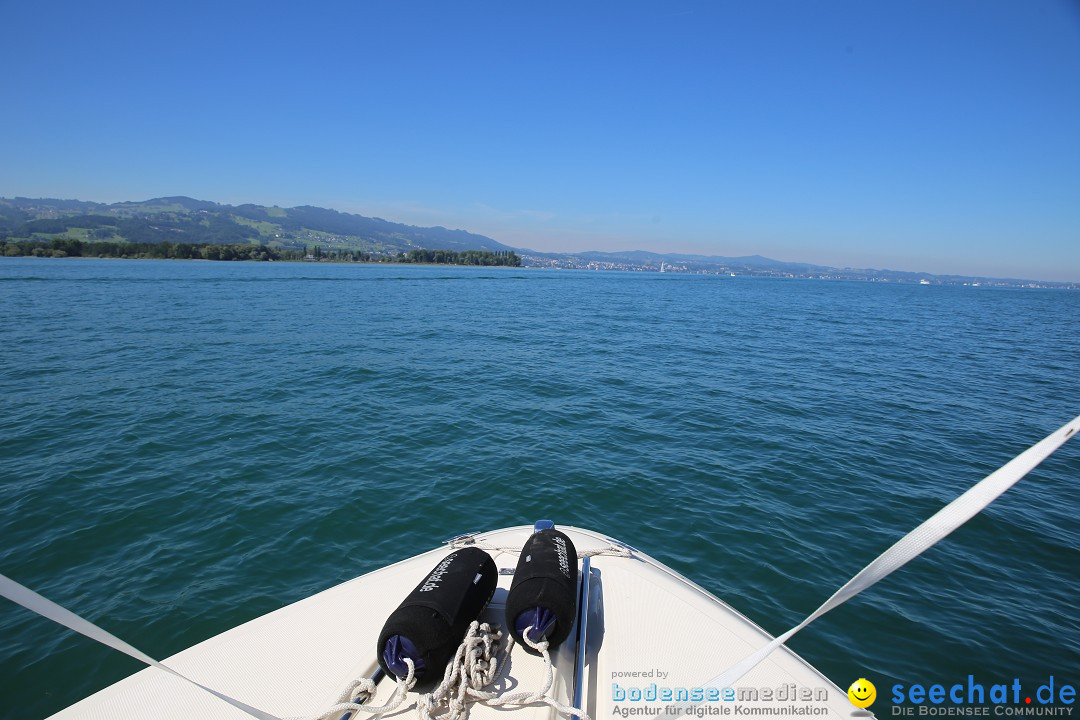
[49,526,867,720]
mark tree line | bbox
[1,237,288,261]
[398,249,521,266]
[1,238,522,266]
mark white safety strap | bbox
[0,574,283,720]
[691,414,1080,703]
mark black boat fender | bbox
[504,528,579,652]
[377,546,498,683]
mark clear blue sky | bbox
[2,1,1078,280]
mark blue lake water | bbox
[1,257,1078,719]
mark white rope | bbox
[299,660,415,720]
[317,621,588,720]
[415,621,589,720]
[670,413,1080,719]
[469,629,590,720]
[447,539,632,559]
[416,621,505,720]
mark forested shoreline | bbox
[0,238,521,266]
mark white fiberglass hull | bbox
[48,526,864,720]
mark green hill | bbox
[0,196,513,256]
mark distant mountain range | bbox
[519,248,1075,287]
[0,196,513,255]
[526,248,832,274]
[1,195,1073,287]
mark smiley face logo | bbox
[848,678,876,708]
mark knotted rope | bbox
[311,621,589,720]
[457,624,589,720]
[302,658,415,720]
